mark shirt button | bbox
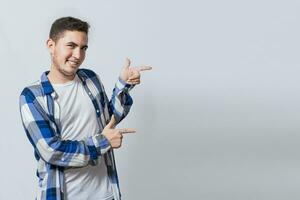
[96,110,99,113]
[88,92,92,95]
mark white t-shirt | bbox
[52,75,114,200]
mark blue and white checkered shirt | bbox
[19,68,133,200]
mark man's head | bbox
[47,17,90,79]
[49,16,90,42]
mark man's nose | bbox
[73,48,82,59]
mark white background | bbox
[1,0,300,199]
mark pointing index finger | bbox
[118,128,136,134]
[137,66,152,72]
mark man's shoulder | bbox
[20,79,43,99]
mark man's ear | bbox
[46,38,55,55]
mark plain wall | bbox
[1,0,300,199]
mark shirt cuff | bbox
[116,77,135,92]
[87,134,111,160]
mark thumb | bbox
[123,57,131,69]
[106,115,117,129]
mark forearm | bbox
[24,121,111,167]
[109,77,134,123]
[20,91,111,168]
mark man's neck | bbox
[47,66,76,84]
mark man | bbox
[19,16,151,200]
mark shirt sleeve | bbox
[19,88,111,167]
[98,76,134,124]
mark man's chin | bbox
[60,68,78,77]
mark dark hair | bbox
[49,16,90,41]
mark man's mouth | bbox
[67,60,79,66]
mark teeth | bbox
[68,60,78,65]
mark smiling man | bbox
[19,16,151,200]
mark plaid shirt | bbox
[19,68,133,200]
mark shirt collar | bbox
[40,70,86,96]
[76,69,88,81]
[40,71,54,95]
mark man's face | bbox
[48,30,88,77]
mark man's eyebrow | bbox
[66,41,88,49]
[66,41,78,46]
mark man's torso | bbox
[52,74,113,200]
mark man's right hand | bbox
[102,116,136,149]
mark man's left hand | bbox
[120,58,152,85]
